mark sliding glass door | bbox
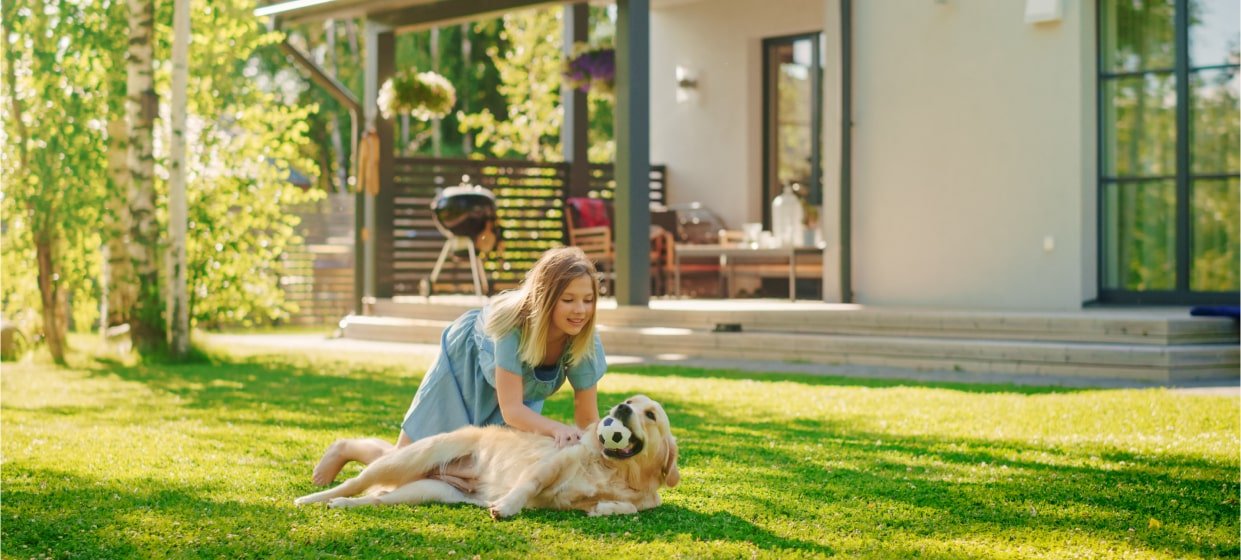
[762,33,823,229]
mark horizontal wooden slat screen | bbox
[389,158,567,295]
[384,158,668,296]
[280,193,355,325]
[586,163,667,206]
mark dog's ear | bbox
[662,436,680,488]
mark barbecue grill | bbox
[422,176,496,298]
[431,182,497,238]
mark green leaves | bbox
[2,0,324,343]
[2,0,119,335]
[458,9,566,162]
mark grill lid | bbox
[431,176,497,238]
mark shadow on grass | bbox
[0,467,537,559]
[85,351,422,434]
[4,463,829,558]
[665,410,1240,559]
[32,349,1236,558]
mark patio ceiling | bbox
[256,0,579,31]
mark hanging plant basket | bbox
[562,43,614,96]
[377,68,457,121]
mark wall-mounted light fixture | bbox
[1024,0,1062,23]
[675,65,699,104]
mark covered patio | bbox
[258,0,666,309]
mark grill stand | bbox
[422,236,489,298]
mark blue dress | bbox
[400,306,607,443]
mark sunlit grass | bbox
[2,340,1237,559]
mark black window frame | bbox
[1096,0,1240,305]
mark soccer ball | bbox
[596,416,633,450]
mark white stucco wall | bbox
[650,0,1097,310]
[649,0,825,229]
[850,0,1096,310]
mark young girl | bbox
[312,247,607,485]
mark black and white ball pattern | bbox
[596,416,633,449]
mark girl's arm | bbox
[572,386,599,429]
[495,367,582,446]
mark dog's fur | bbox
[294,395,680,518]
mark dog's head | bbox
[597,395,680,487]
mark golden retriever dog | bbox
[294,395,680,519]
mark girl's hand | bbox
[551,425,583,448]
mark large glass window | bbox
[1099,0,1239,303]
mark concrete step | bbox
[341,313,1240,385]
[370,299,1238,345]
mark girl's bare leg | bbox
[311,431,413,486]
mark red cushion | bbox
[568,197,611,229]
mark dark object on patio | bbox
[1190,305,1240,322]
[713,323,742,333]
[670,202,727,244]
[424,178,497,297]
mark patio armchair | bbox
[565,197,675,295]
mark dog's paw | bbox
[293,495,316,506]
[488,501,520,520]
[587,501,639,517]
[328,496,378,509]
[327,497,355,509]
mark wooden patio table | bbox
[673,243,824,301]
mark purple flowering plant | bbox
[563,42,614,95]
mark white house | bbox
[650,0,1238,310]
[258,0,1238,384]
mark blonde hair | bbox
[484,247,601,368]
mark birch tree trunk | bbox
[126,0,165,354]
[102,0,134,341]
[167,0,190,357]
[105,109,133,330]
[103,0,135,343]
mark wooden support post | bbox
[614,0,651,306]
[563,4,590,198]
[365,21,396,299]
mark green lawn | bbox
[2,339,1238,559]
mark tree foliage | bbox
[458,8,566,162]
[279,7,617,166]
[392,23,506,157]
[2,0,120,360]
[172,0,322,329]
[2,0,323,355]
